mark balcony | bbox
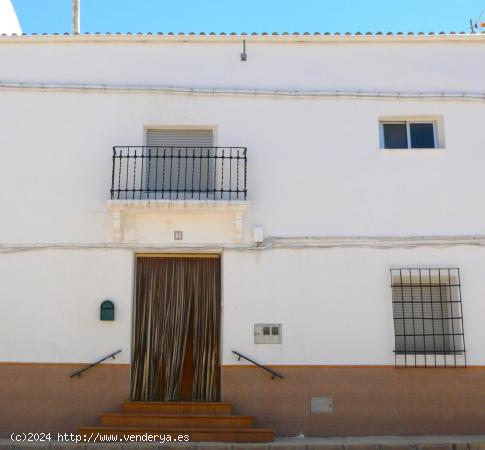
[107,146,250,243]
[110,146,247,201]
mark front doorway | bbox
[130,255,221,402]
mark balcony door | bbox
[131,255,221,402]
[145,129,215,200]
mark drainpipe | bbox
[72,0,80,34]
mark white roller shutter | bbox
[146,129,213,147]
[145,129,215,198]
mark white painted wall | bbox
[0,249,133,363]
[0,245,483,365]
[0,38,485,93]
[1,38,485,241]
[0,0,21,35]
[222,246,485,366]
[1,90,485,241]
[1,38,485,365]
[121,210,239,244]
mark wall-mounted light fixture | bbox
[100,300,115,321]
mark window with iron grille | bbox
[390,268,466,368]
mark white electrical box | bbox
[254,323,282,344]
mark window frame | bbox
[143,127,216,200]
[380,120,439,150]
[389,268,466,368]
[392,282,454,354]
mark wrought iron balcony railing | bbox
[110,146,247,201]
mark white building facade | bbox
[1,31,485,437]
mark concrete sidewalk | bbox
[1,436,485,449]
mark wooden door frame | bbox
[130,252,223,401]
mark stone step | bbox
[123,401,232,415]
[101,413,253,429]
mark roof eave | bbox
[0,32,484,44]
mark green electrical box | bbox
[100,300,115,321]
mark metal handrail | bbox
[232,350,284,379]
[70,350,122,378]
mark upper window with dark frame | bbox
[390,268,466,368]
[381,121,437,149]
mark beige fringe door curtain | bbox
[131,256,221,402]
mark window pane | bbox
[410,123,435,148]
[383,123,408,148]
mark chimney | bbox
[72,0,80,34]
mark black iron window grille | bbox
[110,146,247,201]
[390,268,466,368]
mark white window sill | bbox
[379,147,447,153]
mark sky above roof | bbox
[11,0,485,35]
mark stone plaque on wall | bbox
[310,397,334,414]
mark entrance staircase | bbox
[79,401,274,443]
